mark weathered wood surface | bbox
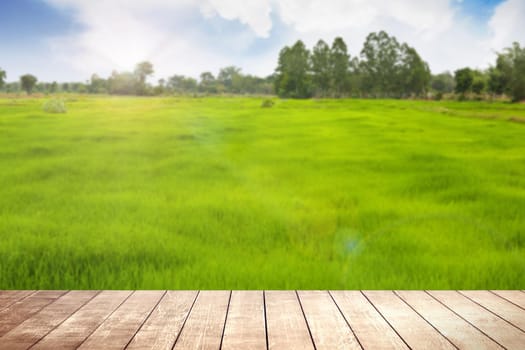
[0,290,523,349]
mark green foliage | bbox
[0,68,6,89]
[261,99,274,108]
[218,66,242,93]
[20,74,38,95]
[431,72,455,94]
[330,37,351,96]
[454,68,473,95]
[399,44,431,96]
[199,71,217,93]
[488,43,524,101]
[108,71,139,95]
[169,75,198,94]
[0,97,524,289]
[89,74,107,94]
[311,40,331,97]
[503,43,525,102]
[134,61,154,95]
[274,41,312,98]
[472,76,486,95]
[360,31,401,96]
[42,98,67,113]
[359,31,430,97]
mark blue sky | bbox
[0,0,523,82]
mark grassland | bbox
[0,96,524,289]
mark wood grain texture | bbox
[265,291,315,350]
[429,290,525,350]
[78,291,165,350]
[31,290,132,350]
[460,290,525,331]
[0,291,98,350]
[0,291,67,337]
[127,290,198,350]
[173,290,231,350]
[330,291,409,349]
[0,291,35,311]
[363,291,455,350]
[491,290,525,309]
[297,291,361,350]
[221,290,266,350]
[396,290,502,350]
[0,290,523,349]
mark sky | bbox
[0,0,524,82]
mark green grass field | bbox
[1,96,524,289]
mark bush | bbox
[456,93,468,101]
[261,99,275,108]
[43,99,67,113]
[434,92,443,101]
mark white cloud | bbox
[275,0,454,37]
[200,0,273,37]
[488,0,525,51]
[40,0,525,81]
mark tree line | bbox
[0,30,524,101]
[275,31,431,98]
[0,63,273,96]
[274,31,525,101]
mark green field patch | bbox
[0,97,524,289]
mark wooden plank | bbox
[363,291,455,349]
[31,290,132,350]
[78,291,164,350]
[460,290,525,331]
[221,291,266,350]
[127,291,198,350]
[0,290,67,337]
[330,291,408,349]
[0,291,35,310]
[396,291,501,350]
[491,290,525,309]
[297,291,360,349]
[265,290,315,350]
[0,291,99,350]
[173,290,230,350]
[428,290,525,350]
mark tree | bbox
[454,68,473,95]
[108,70,137,95]
[20,74,38,95]
[218,66,242,93]
[90,74,107,94]
[471,70,487,95]
[311,40,331,97]
[510,45,525,101]
[199,72,217,93]
[348,57,362,97]
[399,43,430,96]
[494,43,525,101]
[0,68,6,90]
[359,31,402,97]
[274,40,312,98]
[169,75,198,93]
[488,66,506,96]
[330,37,351,96]
[471,78,485,95]
[431,72,455,94]
[50,81,58,93]
[134,61,154,95]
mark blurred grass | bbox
[0,96,524,289]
